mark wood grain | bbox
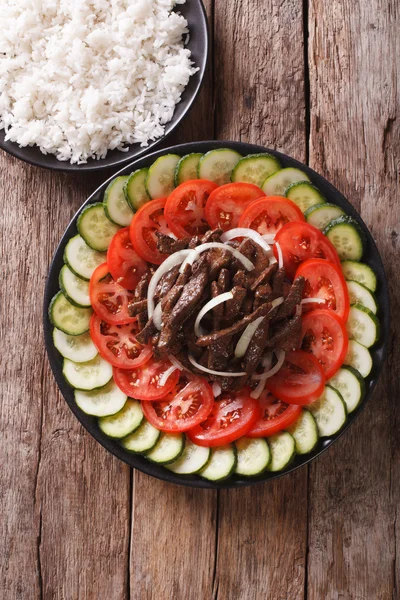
[307,1,399,598]
[212,1,308,598]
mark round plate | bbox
[43,141,390,489]
[0,1,208,173]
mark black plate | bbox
[0,1,208,173]
[43,141,390,489]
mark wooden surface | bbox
[1,0,398,598]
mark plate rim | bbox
[43,140,391,489]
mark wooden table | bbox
[2,0,399,598]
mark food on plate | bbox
[0,1,197,163]
[49,149,380,481]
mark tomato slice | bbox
[107,228,149,290]
[295,258,350,322]
[238,195,305,235]
[89,263,136,325]
[113,358,180,401]
[164,180,218,238]
[90,314,152,369]
[187,390,260,447]
[142,375,214,432]
[129,197,172,265]
[300,309,348,379]
[247,391,302,437]
[205,182,265,231]
[274,221,341,280]
[266,350,326,405]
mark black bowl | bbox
[0,1,208,173]
[43,141,390,488]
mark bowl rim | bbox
[43,140,390,489]
[0,0,209,173]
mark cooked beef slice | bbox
[154,265,180,301]
[242,317,270,377]
[201,228,223,244]
[250,263,278,292]
[270,267,286,298]
[274,276,305,322]
[252,246,270,276]
[233,269,248,288]
[188,235,202,249]
[253,284,272,310]
[137,311,148,331]
[155,232,189,254]
[224,286,246,323]
[133,272,150,301]
[217,268,230,292]
[207,248,231,280]
[128,299,148,316]
[136,318,157,345]
[266,315,302,352]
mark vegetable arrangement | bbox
[49,149,380,481]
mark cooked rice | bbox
[0,0,197,164]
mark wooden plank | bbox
[0,154,131,598]
[307,1,399,598]
[212,1,308,598]
[129,3,218,599]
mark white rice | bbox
[0,0,197,164]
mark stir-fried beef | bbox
[137,230,306,389]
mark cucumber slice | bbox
[198,149,242,186]
[124,168,150,211]
[64,234,106,281]
[59,264,91,308]
[346,280,377,314]
[307,386,347,437]
[231,153,281,187]
[103,176,133,226]
[267,432,296,472]
[328,366,365,413]
[145,432,185,465]
[234,437,270,476]
[346,304,380,348]
[174,153,203,186]
[324,216,365,261]
[305,202,345,231]
[200,444,237,481]
[145,154,180,199]
[53,328,98,363]
[98,399,143,439]
[167,439,211,475]
[262,168,310,196]
[341,260,377,292]
[49,291,92,335]
[286,410,319,454]
[285,181,325,212]
[63,355,112,390]
[75,380,127,417]
[121,419,160,454]
[344,340,373,378]
[77,203,120,252]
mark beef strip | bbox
[155,232,189,254]
[217,268,230,292]
[128,299,148,316]
[241,294,254,314]
[136,318,157,345]
[237,238,257,261]
[201,228,223,244]
[242,317,270,376]
[207,248,231,281]
[273,276,305,322]
[266,315,302,352]
[154,264,180,301]
[270,267,286,299]
[196,302,273,347]
[233,270,248,288]
[252,245,270,277]
[137,311,148,331]
[224,286,246,323]
[250,263,278,292]
[188,236,202,249]
[253,284,272,310]
[133,272,150,301]
[210,281,223,329]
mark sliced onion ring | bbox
[221,228,272,253]
[158,365,179,387]
[153,302,163,329]
[188,354,247,377]
[147,249,194,322]
[168,354,186,371]
[252,349,286,381]
[194,291,233,337]
[212,382,222,397]
[179,242,255,273]
[275,241,283,269]
[262,233,276,244]
[296,297,326,317]
[234,316,265,358]
[250,353,273,399]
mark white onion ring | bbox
[188,354,247,377]
[262,233,276,244]
[271,296,284,309]
[301,297,326,305]
[158,365,179,387]
[252,349,286,381]
[179,242,255,273]
[194,291,233,337]
[168,354,185,371]
[234,316,265,358]
[275,241,283,269]
[212,382,222,397]
[221,228,272,253]
[153,303,163,329]
[250,353,273,399]
[147,249,193,322]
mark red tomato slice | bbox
[129,197,172,265]
[90,314,152,369]
[205,182,265,231]
[89,263,136,325]
[266,350,326,405]
[107,228,149,290]
[300,310,348,379]
[247,391,302,437]
[238,195,305,235]
[142,375,214,432]
[187,390,260,447]
[274,221,341,279]
[164,180,218,238]
[295,258,350,322]
[113,358,180,401]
